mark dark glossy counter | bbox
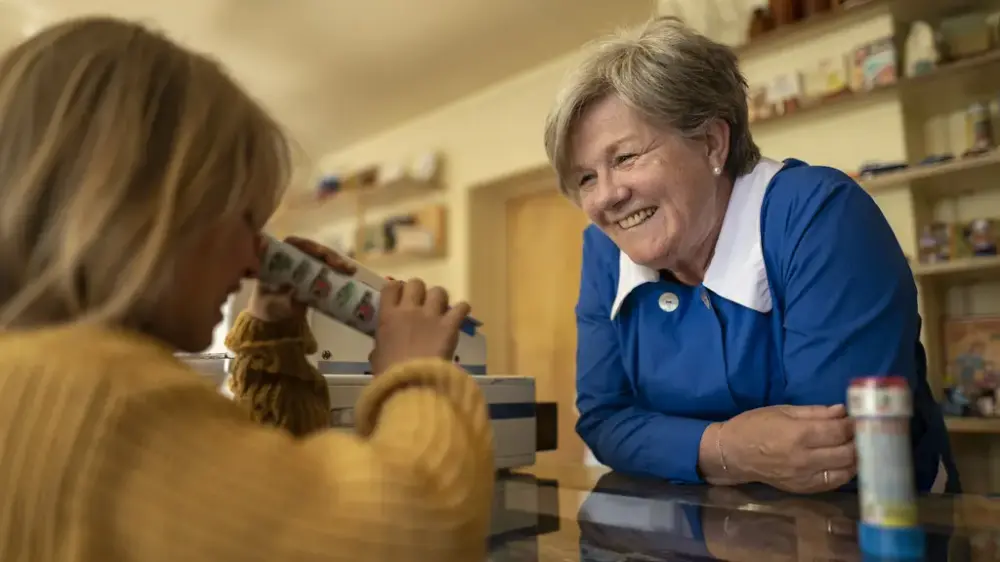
[489,463,1000,561]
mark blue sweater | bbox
[574,158,959,492]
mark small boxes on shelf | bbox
[849,37,898,92]
[918,222,962,264]
[964,218,999,256]
[353,204,447,263]
[917,218,999,264]
[943,316,1000,417]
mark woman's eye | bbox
[578,173,596,188]
[614,153,638,166]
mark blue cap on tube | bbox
[859,522,925,560]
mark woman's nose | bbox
[594,175,629,210]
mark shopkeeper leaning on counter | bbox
[544,17,960,494]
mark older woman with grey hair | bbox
[546,17,958,500]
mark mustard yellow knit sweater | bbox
[0,317,495,562]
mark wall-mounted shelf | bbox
[735,0,984,60]
[913,256,1000,284]
[751,84,897,129]
[863,149,1000,195]
[898,49,1000,118]
[356,248,446,269]
[735,0,890,59]
[753,49,1000,132]
[946,417,1000,434]
[270,175,442,231]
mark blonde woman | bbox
[0,16,494,562]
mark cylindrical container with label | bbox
[847,376,925,560]
[256,235,380,336]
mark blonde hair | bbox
[544,16,761,199]
[0,16,291,328]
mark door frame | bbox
[467,164,559,375]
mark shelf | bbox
[355,249,445,268]
[898,49,1000,118]
[734,0,982,59]
[751,84,896,129]
[734,0,890,59]
[285,176,440,214]
[946,417,1000,434]
[862,149,1000,194]
[268,176,442,234]
[753,48,1000,135]
[913,256,1000,284]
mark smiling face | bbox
[568,95,731,273]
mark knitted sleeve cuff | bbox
[224,310,318,355]
[354,358,492,450]
[224,310,318,382]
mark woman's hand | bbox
[369,278,471,375]
[247,236,356,323]
[721,404,856,494]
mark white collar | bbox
[609,157,785,319]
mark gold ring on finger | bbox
[823,470,830,485]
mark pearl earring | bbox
[712,166,722,176]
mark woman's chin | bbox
[621,245,669,269]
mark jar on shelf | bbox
[803,0,832,17]
[769,0,804,26]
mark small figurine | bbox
[864,38,899,89]
[918,222,957,264]
[904,21,940,77]
[747,86,773,122]
[976,394,995,417]
[964,218,998,256]
[747,7,775,40]
[942,385,971,416]
[965,102,995,156]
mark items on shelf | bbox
[747,34,896,123]
[746,0,854,42]
[942,316,1000,418]
[902,10,1000,78]
[352,204,447,262]
[903,21,939,77]
[918,218,998,265]
[938,12,997,61]
[746,6,1000,124]
[313,151,442,201]
[849,37,897,92]
[856,160,908,178]
[966,101,996,156]
[849,99,1000,180]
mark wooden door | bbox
[506,189,590,466]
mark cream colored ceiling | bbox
[2,0,654,161]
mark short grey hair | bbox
[544,16,761,199]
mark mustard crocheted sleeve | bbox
[87,358,496,562]
[224,310,330,437]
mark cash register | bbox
[181,307,555,470]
